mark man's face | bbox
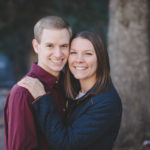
[33,28,70,77]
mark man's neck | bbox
[37,63,60,79]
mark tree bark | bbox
[108,0,150,148]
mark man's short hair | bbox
[34,16,72,43]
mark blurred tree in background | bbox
[0,0,109,80]
[108,0,150,149]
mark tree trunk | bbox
[108,0,150,149]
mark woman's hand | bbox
[17,76,46,99]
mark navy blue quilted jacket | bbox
[32,87,122,150]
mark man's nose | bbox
[54,47,62,58]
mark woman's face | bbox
[69,37,97,83]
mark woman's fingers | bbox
[17,76,46,99]
[18,76,38,87]
[17,78,27,87]
[23,76,36,85]
[24,77,42,88]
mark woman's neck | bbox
[80,78,96,94]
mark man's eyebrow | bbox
[45,42,53,45]
[61,43,69,45]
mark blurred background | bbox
[0,0,150,150]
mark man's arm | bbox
[4,86,39,150]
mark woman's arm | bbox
[32,93,122,150]
[18,76,46,99]
[18,77,122,150]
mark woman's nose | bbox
[76,54,84,62]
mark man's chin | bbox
[50,66,64,72]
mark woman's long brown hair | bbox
[64,31,112,99]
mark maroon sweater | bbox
[4,63,66,150]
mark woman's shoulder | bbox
[93,87,122,106]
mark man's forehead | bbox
[42,28,70,35]
[40,28,70,44]
[44,41,70,45]
[41,38,70,45]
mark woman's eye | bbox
[85,53,92,55]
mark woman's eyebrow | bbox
[70,49,93,51]
[85,49,94,52]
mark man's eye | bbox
[47,44,53,48]
[62,44,69,48]
[70,51,77,55]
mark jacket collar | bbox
[75,88,96,104]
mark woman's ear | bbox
[32,39,39,54]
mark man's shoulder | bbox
[10,84,29,95]
[10,71,38,95]
[9,69,43,97]
[8,83,34,102]
[5,83,33,109]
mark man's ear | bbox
[32,39,39,54]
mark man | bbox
[4,16,72,150]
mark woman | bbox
[18,31,122,150]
